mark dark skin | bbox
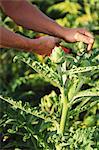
[0,0,94,55]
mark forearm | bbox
[0,0,65,39]
[0,0,94,51]
[0,27,32,51]
[0,27,57,55]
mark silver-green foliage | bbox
[0,43,99,149]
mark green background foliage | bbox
[0,0,99,149]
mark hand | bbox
[29,36,60,55]
[63,28,94,51]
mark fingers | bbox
[87,38,94,51]
[74,32,94,51]
[87,43,92,51]
[74,32,94,44]
[77,28,94,50]
[78,28,94,38]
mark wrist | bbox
[58,27,69,41]
[23,38,36,52]
[27,39,39,53]
[53,25,69,40]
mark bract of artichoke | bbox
[50,46,65,64]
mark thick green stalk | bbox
[59,88,69,134]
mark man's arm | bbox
[0,27,60,55]
[0,0,94,51]
[0,27,32,51]
[0,0,64,38]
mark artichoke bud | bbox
[50,46,65,64]
[47,97,53,108]
[77,42,87,55]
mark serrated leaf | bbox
[14,55,61,87]
[72,87,99,101]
